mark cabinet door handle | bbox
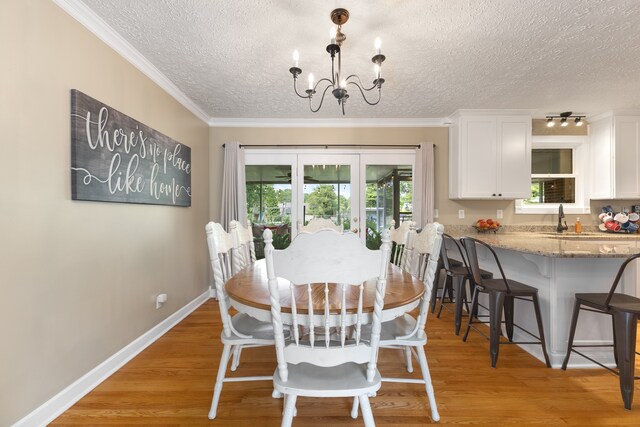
[498,193,502,197]
[492,193,496,197]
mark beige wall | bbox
[209,126,612,230]
[208,127,449,221]
[532,118,588,136]
[0,1,210,424]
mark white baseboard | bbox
[13,290,211,427]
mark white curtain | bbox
[414,143,435,227]
[220,142,248,231]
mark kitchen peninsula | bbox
[445,229,640,368]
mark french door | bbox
[296,154,360,235]
[245,149,415,246]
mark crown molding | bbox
[588,109,640,122]
[208,117,450,128]
[448,109,536,120]
[53,0,210,124]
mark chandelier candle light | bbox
[289,8,386,115]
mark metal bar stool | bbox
[428,253,461,314]
[561,253,640,410]
[436,234,493,335]
[461,237,551,368]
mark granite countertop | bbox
[443,226,640,258]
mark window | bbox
[302,164,352,231]
[365,164,413,249]
[527,148,575,204]
[245,164,293,256]
[515,136,590,214]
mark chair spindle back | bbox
[264,228,391,383]
[397,223,444,339]
[230,220,256,274]
[389,220,413,267]
[205,222,235,334]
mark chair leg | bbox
[488,291,506,368]
[561,299,582,370]
[282,394,297,427]
[416,345,440,422]
[231,345,243,371]
[612,310,638,410]
[351,396,359,419]
[503,295,514,341]
[208,343,232,419]
[531,294,551,368]
[437,275,452,318]
[453,277,468,335]
[611,314,619,368]
[404,346,414,373]
[462,279,472,315]
[463,287,480,342]
[430,267,442,314]
[358,394,376,427]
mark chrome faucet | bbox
[557,204,568,233]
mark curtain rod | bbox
[222,143,434,148]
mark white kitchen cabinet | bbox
[589,112,640,199]
[449,111,532,199]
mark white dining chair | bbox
[264,227,391,427]
[400,221,419,274]
[229,219,256,274]
[389,219,414,268]
[391,221,420,372]
[205,221,275,420]
[356,222,443,423]
[405,223,442,283]
[299,217,343,233]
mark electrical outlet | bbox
[434,209,439,218]
[458,209,465,219]
[156,293,168,309]
[497,209,504,219]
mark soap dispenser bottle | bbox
[575,217,582,234]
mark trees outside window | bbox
[246,184,291,225]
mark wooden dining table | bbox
[225,259,425,324]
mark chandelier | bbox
[546,111,585,127]
[289,8,386,115]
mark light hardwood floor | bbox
[52,299,640,426]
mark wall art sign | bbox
[70,89,191,207]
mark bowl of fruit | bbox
[473,218,501,233]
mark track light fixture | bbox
[545,112,586,128]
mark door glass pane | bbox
[245,165,292,258]
[302,165,350,230]
[365,165,412,249]
[532,149,573,174]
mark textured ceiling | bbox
[78,0,640,120]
